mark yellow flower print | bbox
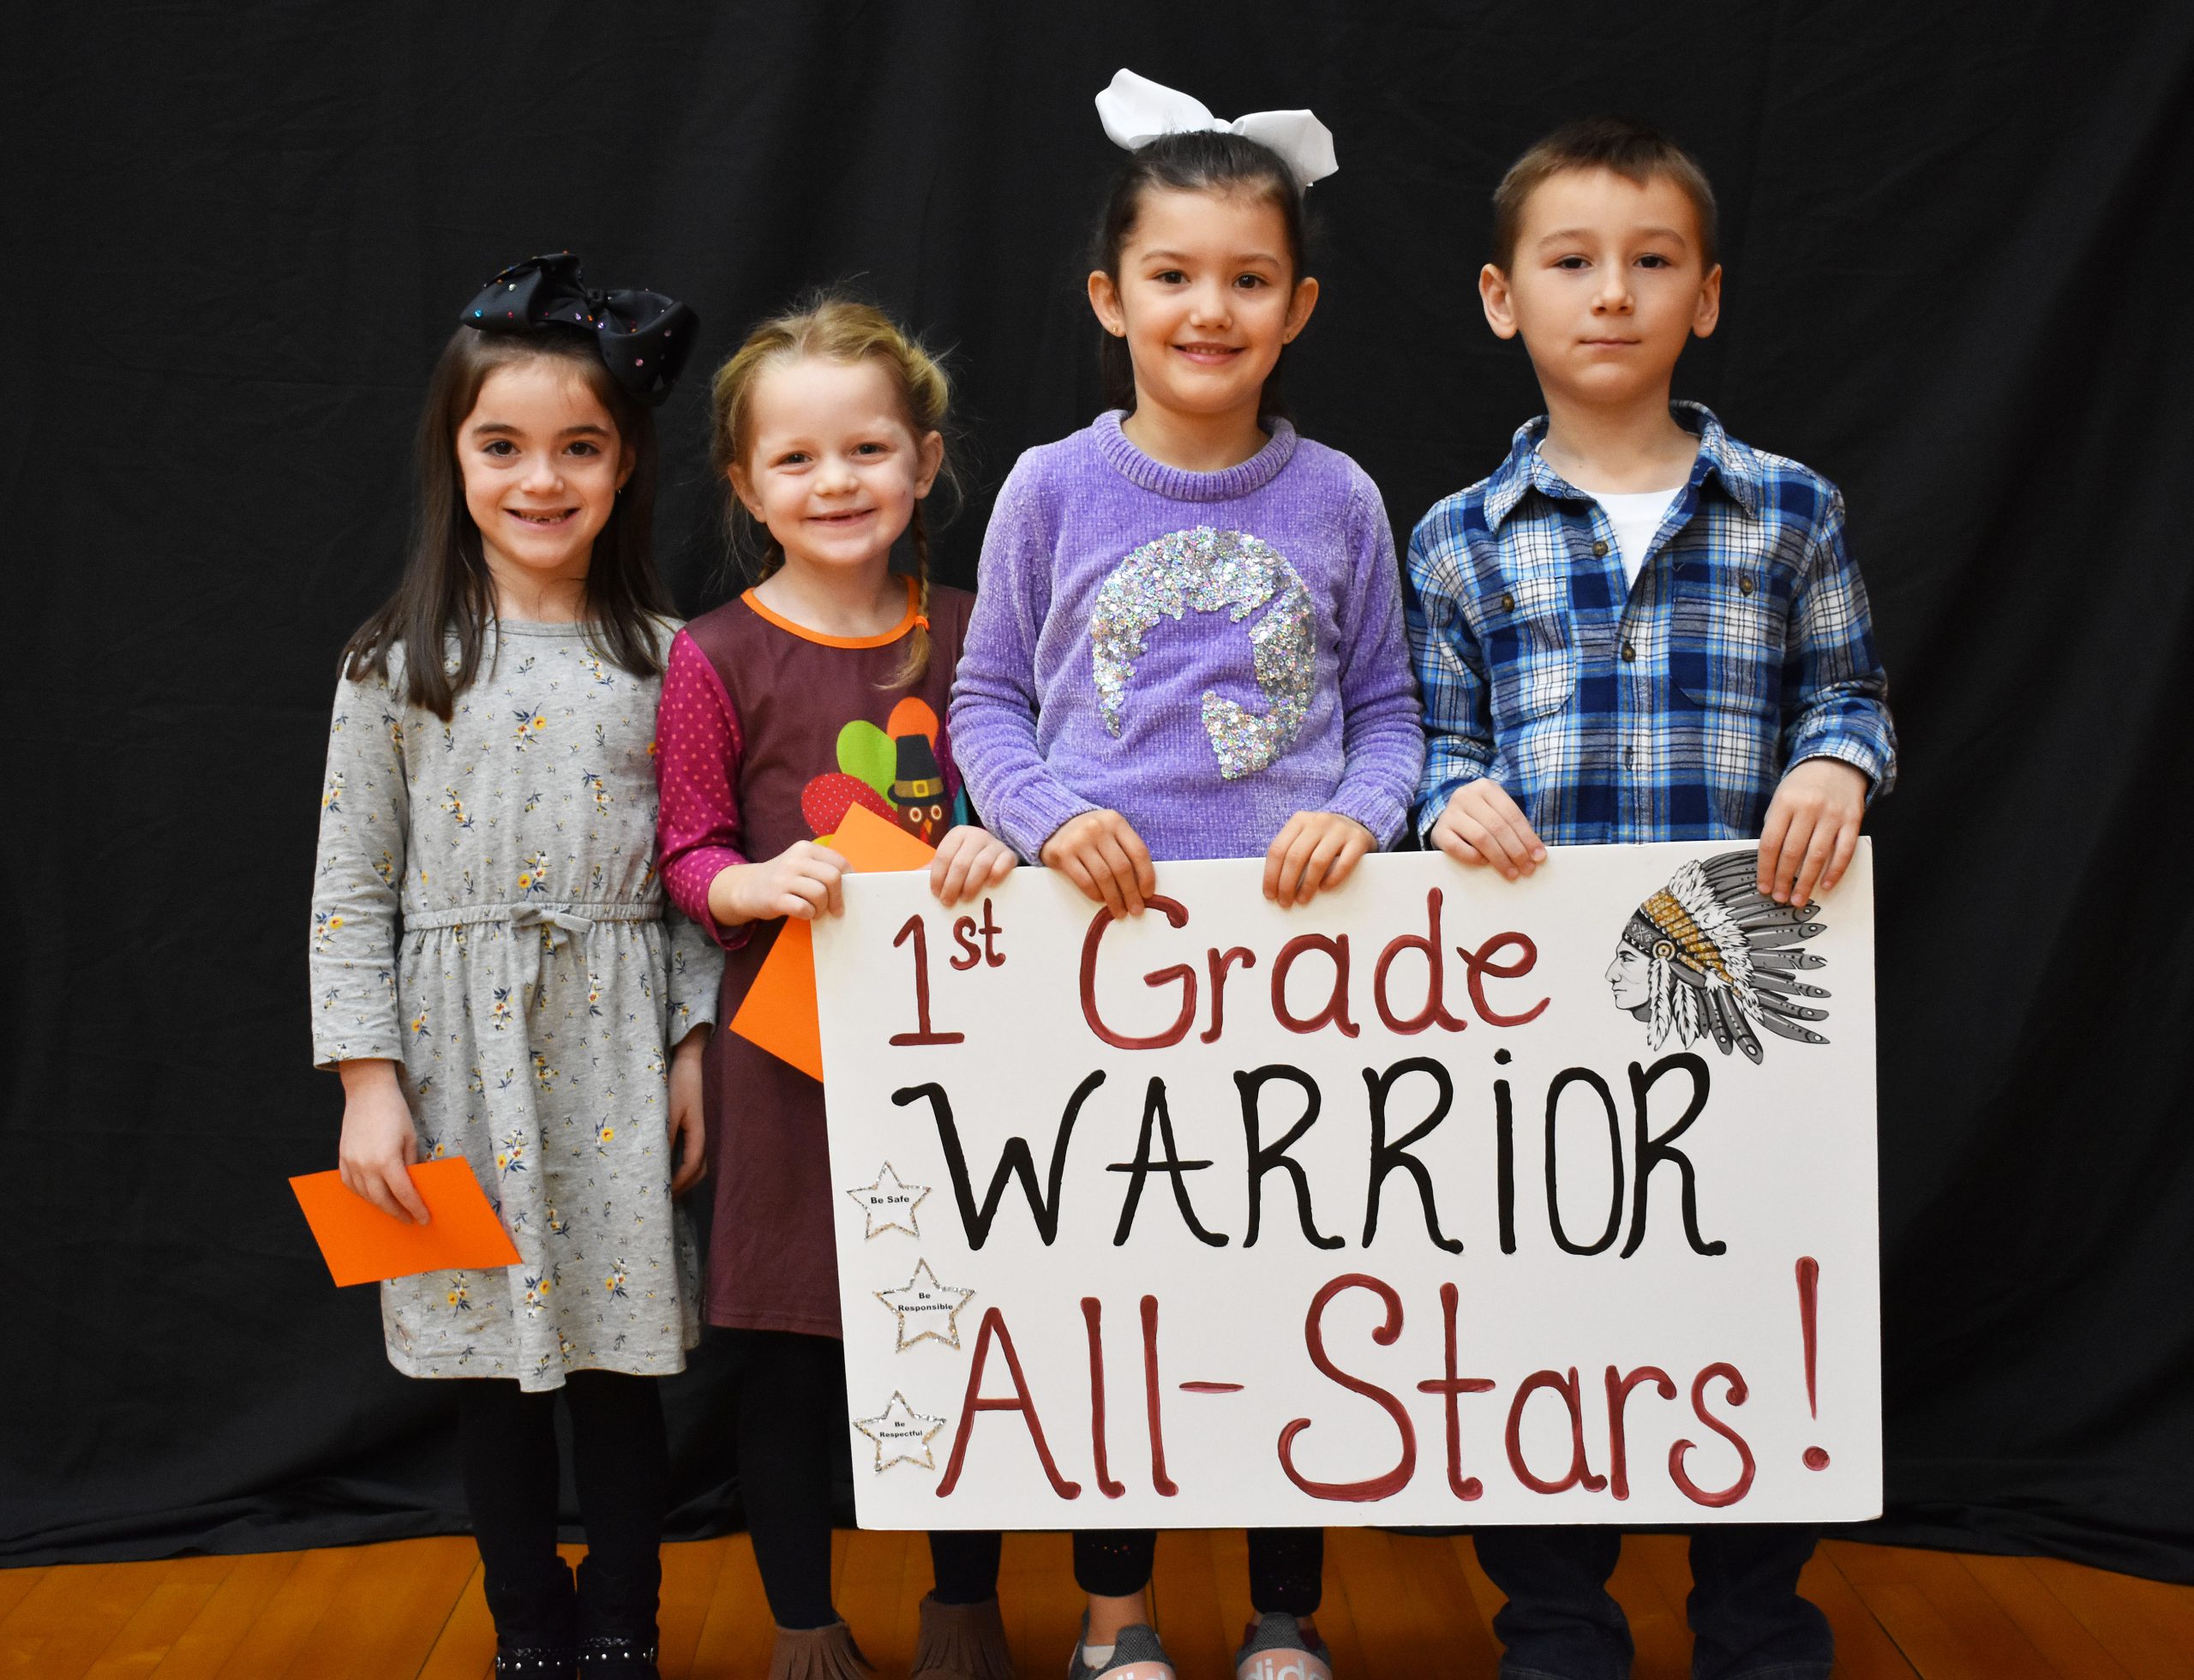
[546,1204,570,1237]
[603,1263,629,1299]
[312,910,345,951]
[512,705,547,750]
[372,849,395,886]
[517,852,550,897]
[467,1065,485,1095]
[578,769,610,814]
[489,987,513,1030]
[532,1052,557,1092]
[331,711,347,734]
[446,1276,471,1311]
[586,973,603,1017]
[584,656,614,687]
[522,1274,553,1314]
[381,711,405,748]
[321,776,344,813]
[441,788,473,830]
[410,1007,429,1040]
[495,1129,527,1178]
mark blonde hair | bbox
[710,295,954,687]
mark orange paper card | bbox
[291,1158,523,1287]
[729,804,938,1081]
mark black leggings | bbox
[1073,1527,1323,1617]
[728,1327,1001,1629]
[457,1370,668,1647]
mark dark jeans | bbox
[1473,1526,1831,1680]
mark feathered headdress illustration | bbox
[1616,850,1832,1063]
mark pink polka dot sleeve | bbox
[655,629,752,952]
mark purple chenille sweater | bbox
[949,412,1424,862]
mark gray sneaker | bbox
[1069,1617,1176,1680]
[1234,1611,1332,1680]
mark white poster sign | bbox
[813,842,1879,1528]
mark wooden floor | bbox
[3,1529,2191,1679]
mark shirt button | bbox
[1625,747,1635,769]
[1621,641,1636,662]
[1500,592,1514,612]
[1739,574,1755,596]
[1592,540,1609,558]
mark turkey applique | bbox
[797,696,959,843]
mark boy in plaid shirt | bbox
[1406,119,1896,1679]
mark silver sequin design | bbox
[1090,527,1316,780]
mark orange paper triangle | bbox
[728,804,938,1081]
[291,1158,524,1287]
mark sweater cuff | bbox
[1328,784,1408,850]
[997,780,1101,861]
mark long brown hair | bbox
[710,296,955,688]
[343,325,672,718]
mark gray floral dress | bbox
[309,616,721,1391]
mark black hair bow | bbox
[461,252,695,406]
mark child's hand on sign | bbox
[1040,808,1157,920]
[1264,810,1376,908]
[1430,778,1548,880]
[708,841,850,927]
[929,825,1017,907]
[1758,758,1869,905]
[336,1059,429,1225]
[668,1029,710,1197]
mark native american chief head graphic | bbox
[1604,850,1832,1063]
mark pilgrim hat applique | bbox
[797,696,962,844]
[890,733,949,845]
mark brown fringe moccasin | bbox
[911,1594,1017,1680]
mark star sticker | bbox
[853,1390,946,1473]
[845,1161,930,1239]
[874,1258,976,1351]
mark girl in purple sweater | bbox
[948,70,1424,1680]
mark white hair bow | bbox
[1094,69,1339,189]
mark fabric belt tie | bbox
[405,901,658,1001]
[406,900,656,933]
[510,904,596,951]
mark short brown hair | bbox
[1491,118,1718,273]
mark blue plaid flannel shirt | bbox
[1406,404,1896,844]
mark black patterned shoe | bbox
[576,1634,660,1677]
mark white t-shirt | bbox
[1594,487,1683,591]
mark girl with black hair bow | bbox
[309,255,718,1680]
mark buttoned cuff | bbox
[1787,739,1893,805]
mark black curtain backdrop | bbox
[5,2,2191,1580]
